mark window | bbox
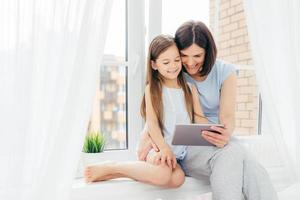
[235,67,262,135]
[88,0,145,158]
[147,0,262,136]
[161,0,209,35]
[212,0,262,135]
[88,0,127,151]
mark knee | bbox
[168,172,185,188]
[152,165,172,186]
[221,142,246,161]
[210,142,247,170]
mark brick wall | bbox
[210,0,259,135]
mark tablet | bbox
[171,123,224,146]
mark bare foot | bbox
[84,161,117,183]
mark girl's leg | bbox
[165,165,185,188]
[145,151,185,188]
[85,160,173,186]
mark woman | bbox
[138,21,278,200]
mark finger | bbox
[160,158,166,166]
[151,142,159,152]
[138,150,147,161]
[203,131,225,141]
[202,133,222,146]
[141,144,153,161]
[205,131,230,145]
[154,155,161,165]
[167,157,172,169]
[210,126,225,134]
[172,156,177,169]
[161,155,167,166]
[204,134,225,147]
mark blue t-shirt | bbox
[184,60,236,123]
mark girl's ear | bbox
[151,60,157,70]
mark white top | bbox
[162,86,190,160]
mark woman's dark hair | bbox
[175,20,217,77]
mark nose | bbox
[185,57,194,66]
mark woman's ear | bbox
[151,60,157,70]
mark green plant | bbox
[82,131,105,153]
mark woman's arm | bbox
[137,124,158,161]
[219,73,237,135]
[202,73,237,147]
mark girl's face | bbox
[152,45,182,81]
[180,43,206,76]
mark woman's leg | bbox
[242,152,278,200]
[181,143,245,200]
[209,142,245,200]
[181,141,278,200]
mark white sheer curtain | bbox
[243,0,300,194]
[0,0,112,200]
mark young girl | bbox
[84,35,208,188]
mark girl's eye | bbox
[163,62,169,65]
[175,60,181,62]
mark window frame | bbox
[94,0,145,161]
[147,0,263,136]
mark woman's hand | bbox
[202,125,231,148]
[137,129,159,161]
[153,145,177,169]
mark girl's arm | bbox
[201,73,237,147]
[144,85,176,168]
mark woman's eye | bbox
[163,62,169,65]
[175,60,181,62]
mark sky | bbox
[104,0,209,58]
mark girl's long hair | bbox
[140,35,195,135]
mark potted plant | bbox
[81,131,105,167]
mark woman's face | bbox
[180,43,205,76]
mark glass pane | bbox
[162,0,209,35]
[88,0,127,151]
[104,0,126,61]
[100,63,127,150]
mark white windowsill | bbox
[72,135,292,200]
[71,177,212,200]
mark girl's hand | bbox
[137,130,159,161]
[153,145,177,169]
[202,125,231,148]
